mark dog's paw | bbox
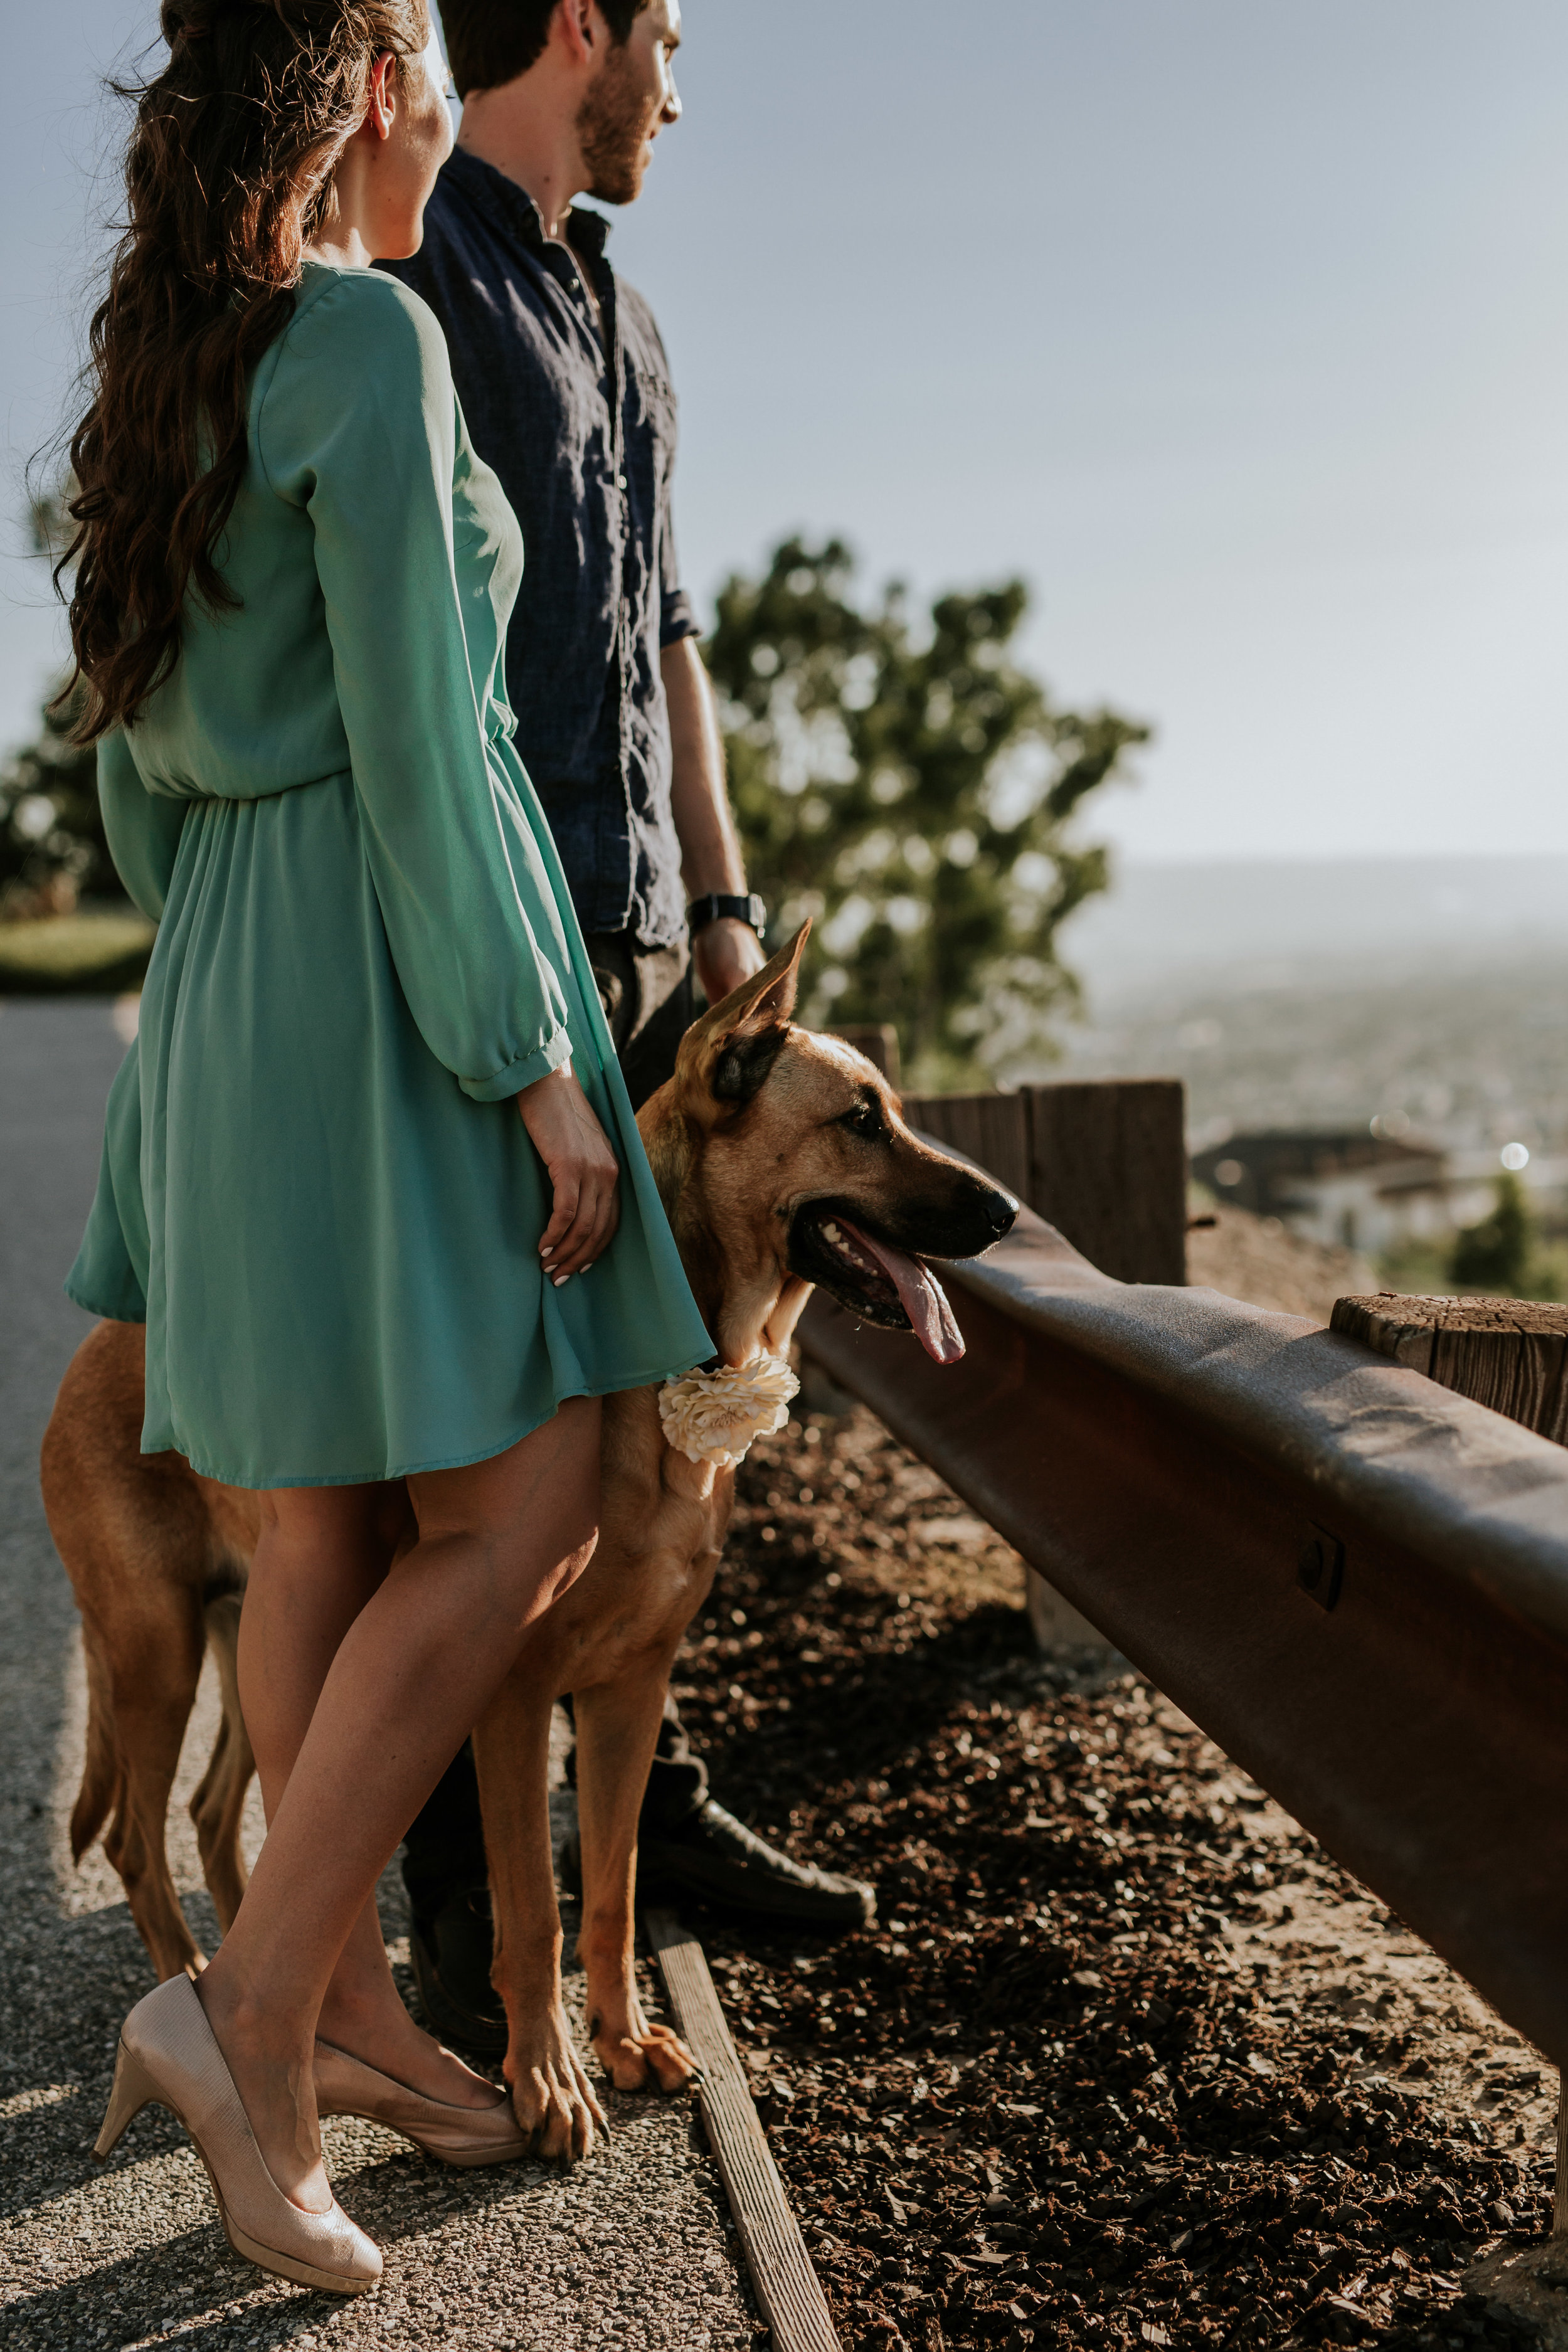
[590,2012,697,2094]
[504,2010,607,2163]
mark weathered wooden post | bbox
[1333,1293,1568,2247]
[899,1077,1188,1287]
[888,1079,1186,1659]
[1330,1295,1568,1448]
[1024,1078,1187,1288]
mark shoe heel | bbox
[95,2038,161,2157]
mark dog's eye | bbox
[840,1101,883,1139]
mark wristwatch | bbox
[687,891,767,940]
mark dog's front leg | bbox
[573,1662,697,2095]
[472,1667,607,2163]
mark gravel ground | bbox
[0,1000,758,2352]
[663,1406,1558,2352]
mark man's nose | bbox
[662,72,682,126]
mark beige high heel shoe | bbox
[96,1976,382,2296]
[314,2039,529,2166]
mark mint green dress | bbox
[66,262,711,1488]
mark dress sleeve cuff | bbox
[659,588,700,647]
[459,1025,573,1102]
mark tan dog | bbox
[41,928,1016,2154]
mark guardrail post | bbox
[1024,1078,1188,1286]
[897,1079,1187,1655]
[900,1077,1188,1285]
[1334,1291,1568,2235]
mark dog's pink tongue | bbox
[839,1218,965,1364]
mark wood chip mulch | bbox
[657,1403,1554,2352]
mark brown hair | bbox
[441,0,648,103]
[57,0,428,742]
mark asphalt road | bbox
[0,998,759,2352]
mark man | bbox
[384,0,873,2055]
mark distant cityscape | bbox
[1055,855,1568,1276]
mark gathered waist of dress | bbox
[146,763,354,807]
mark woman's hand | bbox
[516,1066,620,1281]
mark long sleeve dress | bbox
[65,261,712,1489]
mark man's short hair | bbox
[441,0,651,100]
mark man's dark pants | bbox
[401,933,706,1931]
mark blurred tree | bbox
[0,679,122,918]
[1450,1173,1532,1296]
[2,482,126,918]
[704,536,1148,1088]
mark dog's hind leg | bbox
[189,1589,255,1934]
[472,1666,607,2163]
[93,1579,209,1980]
[572,1658,697,2095]
[71,1618,123,1875]
[43,1319,218,1983]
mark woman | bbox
[60,0,711,2297]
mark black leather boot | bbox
[407,1882,509,2059]
[561,1800,875,1931]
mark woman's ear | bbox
[366,51,397,141]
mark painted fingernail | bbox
[553,1273,570,1286]
[541,1249,554,1264]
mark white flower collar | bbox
[659,1352,800,1469]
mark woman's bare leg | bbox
[235,1479,498,2109]
[196,1397,601,2210]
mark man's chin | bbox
[585,136,653,210]
[587,146,653,209]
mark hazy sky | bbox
[4,3,1564,863]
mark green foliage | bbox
[704,537,1148,1089]
[1,680,124,915]
[1449,1173,1558,1299]
[3,489,125,916]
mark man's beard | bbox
[576,49,653,206]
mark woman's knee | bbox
[250,1480,404,1599]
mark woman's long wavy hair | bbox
[56,0,428,742]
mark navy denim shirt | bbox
[383,147,696,947]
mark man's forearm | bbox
[664,636,746,895]
[662,636,766,1002]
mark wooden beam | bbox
[1331,1294,1568,1446]
[645,1909,842,2352]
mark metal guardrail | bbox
[797,1202,1568,2069]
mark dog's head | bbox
[642,926,1018,1367]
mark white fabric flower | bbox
[659,1352,800,1468]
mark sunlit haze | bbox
[4,2,1565,863]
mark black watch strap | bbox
[688,891,766,940]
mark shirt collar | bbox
[440,146,613,269]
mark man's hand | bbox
[692,914,766,1008]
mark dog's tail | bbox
[70,1621,121,1864]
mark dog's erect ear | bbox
[676,923,811,1113]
